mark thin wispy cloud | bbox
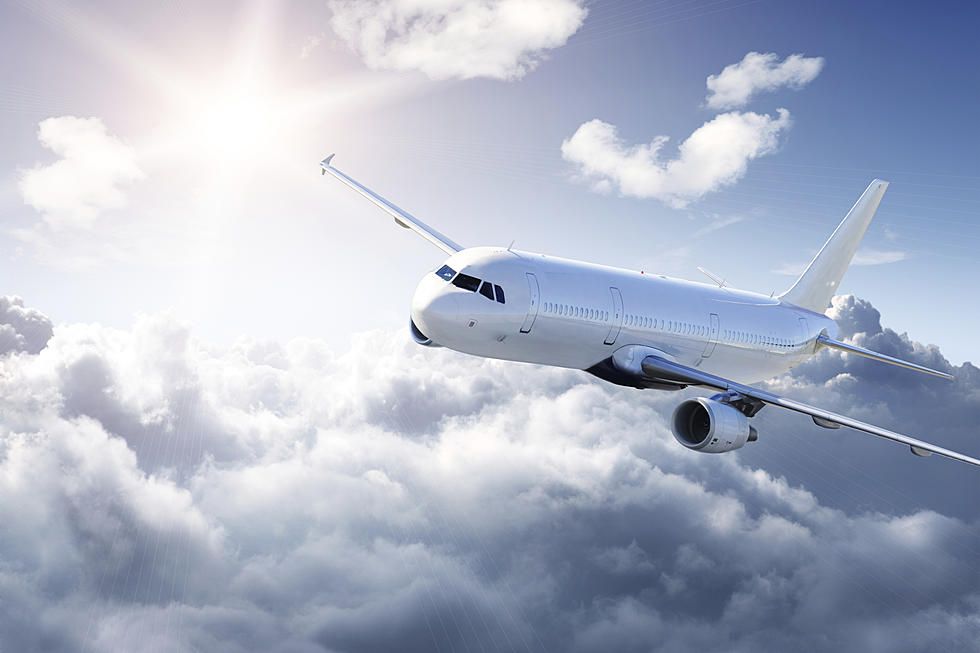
[706,51,825,110]
[853,248,907,266]
[299,34,323,59]
[691,214,745,239]
[776,248,907,275]
[562,110,791,208]
[328,0,588,81]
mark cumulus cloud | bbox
[327,0,587,80]
[18,116,143,229]
[0,295,54,355]
[706,51,825,110]
[562,110,791,207]
[1,294,979,651]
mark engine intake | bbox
[672,398,758,454]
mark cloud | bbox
[772,261,806,276]
[0,295,54,355]
[562,110,791,207]
[1,294,979,651]
[327,0,587,81]
[691,214,744,239]
[18,116,143,229]
[775,248,907,275]
[852,248,907,266]
[706,52,825,110]
[300,34,323,59]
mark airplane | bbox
[320,154,980,468]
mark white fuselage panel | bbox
[411,248,836,385]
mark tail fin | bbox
[778,179,889,312]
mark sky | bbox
[2,0,980,651]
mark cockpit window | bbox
[451,273,481,292]
[435,264,456,281]
[479,281,495,301]
[494,284,505,304]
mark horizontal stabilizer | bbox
[816,335,953,380]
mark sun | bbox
[183,80,280,163]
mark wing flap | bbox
[320,155,463,255]
[639,355,980,468]
[817,335,952,380]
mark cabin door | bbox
[702,313,720,358]
[604,287,624,345]
[798,317,810,347]
[519,273,540,334]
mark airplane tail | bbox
[778,179,889,312]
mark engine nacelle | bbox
[671,398,758,454]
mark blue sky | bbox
[2,0,978,364]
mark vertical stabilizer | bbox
[778,180,889,312]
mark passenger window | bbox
[494,284,505,304]
[435,264,456,281]
[479,281,495,301]
[452,273,481,292]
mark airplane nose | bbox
[412,276,459,339]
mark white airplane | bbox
[321,155,980,468]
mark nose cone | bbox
[412,275,459,341]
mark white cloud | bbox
[300,34,323,59]
[772,261,807,276]
[18,116,143,229]
[775,248,907,275]
[853,248,907,266]
[562,109,791,207]
[706,51,824,110]
[0,294,979,650]
[327,0,587,81]
[691,214,744,239]
[0,295,54,355]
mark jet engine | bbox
[671,398,758,453]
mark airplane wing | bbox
[639,355,980,467]
[320,155,463,255]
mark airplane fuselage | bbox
[411,247,837,386]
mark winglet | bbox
[320,154,336,174]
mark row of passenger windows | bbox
[625,314,799,348]
[435,265,506,304]
[543,302,607,322]
[543,302,800,349]
[723,329,799,348]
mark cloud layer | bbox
[562,109,791,207]
[1,293,979,651]
[327,0,587,80]
[706,51,825,110]
[18,116,143,229]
